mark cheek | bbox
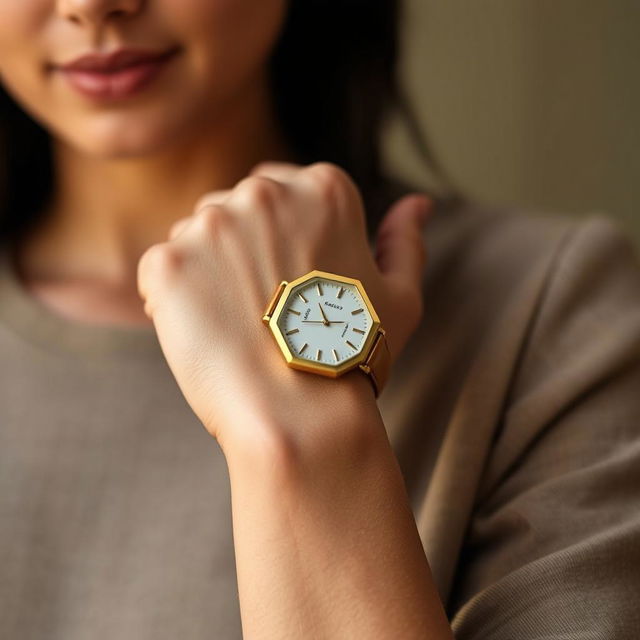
[0,2,63,140]
[0,2,49,91]
[169,0,288,94]
[0,0,49,37]
[0,0,290,158]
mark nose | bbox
[57,0,143,26]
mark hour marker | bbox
[299,342,308,354]
[316,282,323,296]
[288,308,301,315]
[298,292,308,303]
[352,327,365,334]
[336,287,344,299]
[285,328,300,335]
[332,348,339,362]
[316,349,322,361]
[346,340,357,350]
[351,308,364,315]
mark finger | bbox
[168,216,192,241]
[375,194,433,285]
[172,188,233,242]
[248,160,303,182]
[194,189,233,212]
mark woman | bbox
[0,1,638,638]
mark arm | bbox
[449,216,640,638]
[135,161,443,637]
[223,373,454,640]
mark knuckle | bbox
[249,161,273,176]
[234,175,286,212]
[194,189,231,212]
[194,192,217,212]
[168,216,190,239]
[305,162,347,202]
[306,161,349,184]
[140,242,184,278]
[194,204,235,236]
[304,162,363,225]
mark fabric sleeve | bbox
[448,215,640,639]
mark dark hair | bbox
[0,0,464,248]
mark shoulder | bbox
[376,176,639,302]
[429,199,639,321]
[421,191,640,436]
[422,192,640,343]
[376,173,638,284]
[379,184,640,633]
[439,206,640,635]
[378,175,640,330]
[384,174,640,416]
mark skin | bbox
[0,0,294,319]
[0,1,453,637]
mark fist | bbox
[137,161,432,457]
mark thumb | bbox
[374,193,433,283]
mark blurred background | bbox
[384,0,640,249]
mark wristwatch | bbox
[261,269,391,398]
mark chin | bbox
[64,109,196,159]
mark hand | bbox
[137,161,433,458]
[317,302,330,326]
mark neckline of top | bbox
[0,243,163,360]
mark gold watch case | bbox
[261,269,385,385]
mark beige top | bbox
[1,198,639,639]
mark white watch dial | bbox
[276,277,373,366]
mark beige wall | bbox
[384,0,640,249]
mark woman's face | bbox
[0,0,288,157]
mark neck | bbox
[15,73,298,289]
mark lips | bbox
[54,46,180,100]
[59,47,178,73]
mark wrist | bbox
[221,367,386,481]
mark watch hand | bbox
[301,320,345,324]
[317,302,330,326]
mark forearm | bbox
[223,376,454,640]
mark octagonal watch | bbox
[261,269,391,398]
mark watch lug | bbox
[358,327,391,398]
[262,280,289,324]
